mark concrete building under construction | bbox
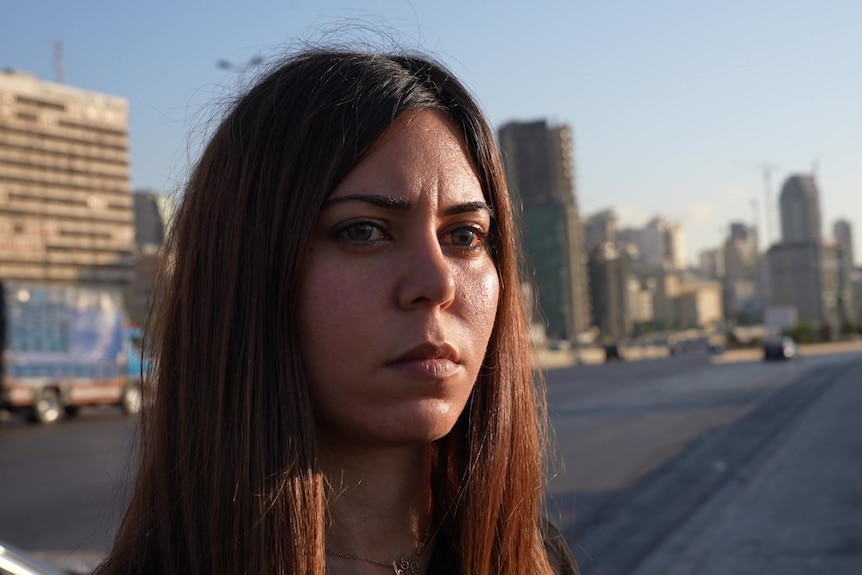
[498,119,591,341]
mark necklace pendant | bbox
[391,556,419,575]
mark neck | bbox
[321,443,434,573]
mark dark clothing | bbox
[426,520,577,574]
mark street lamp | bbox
[216,55,264,73]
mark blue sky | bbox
[2,0,860,262]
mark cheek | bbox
[459,263,501,347]
[298,260,380,366]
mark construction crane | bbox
[751,198,760,250]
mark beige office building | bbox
[676,282,724,328]
[0,70,133,286]
[652,271,723,328]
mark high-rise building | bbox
[698,248,725,280]
[498,119,591,340]
[129,190,176,324]
[729,222,752,243]
[850,269,862,323]
[641,217,688,270]
[583,208,618,250]
[770,176,856,329]
[616,226,643,248]
[833,219,855,273]
[587,242,630,341]
[767,241,853,328]
[627,276,654,326]
[676,282,724,328]
[723,221,760,320]
[134,189,175,251]
[0,70,133,285]
[779,174,821,243]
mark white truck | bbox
[0,282,145,424]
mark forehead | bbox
[327,110,484,204]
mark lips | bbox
[387,342,461,380]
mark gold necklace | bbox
[326,532,429,575]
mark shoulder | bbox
[542,519,579,575]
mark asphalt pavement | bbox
[631,355,862,575]
[3,349,860,574]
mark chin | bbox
[357,414,464,449]
[376,417,462,447]
[317,397,470,450]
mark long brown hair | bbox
[96,49,554,575]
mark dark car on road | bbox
[763,337,798,361]
[604,343,624,361]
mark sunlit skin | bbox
[298,110,500,571]
[299,109,500,452]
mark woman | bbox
[96,49,577,575]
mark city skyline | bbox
[3,1,860,261]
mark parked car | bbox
[604,343,624,361]
[763,337,798,360]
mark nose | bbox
[396,233,456,310]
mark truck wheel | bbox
[121,383,143,415]
[31,389,62,424]
[64,405,81,417]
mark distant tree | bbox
[789,321,815,344]
[735,310,763,326]
[633,322,659,338]
[818,322,832,343]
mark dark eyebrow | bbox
[322,194,412,211]
[322,194,494,218]
[445,201,495,218]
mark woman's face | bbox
[298,110,500,450]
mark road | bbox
[544,350,862,574]
[0,408,135,567]
[1,350,860,573]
